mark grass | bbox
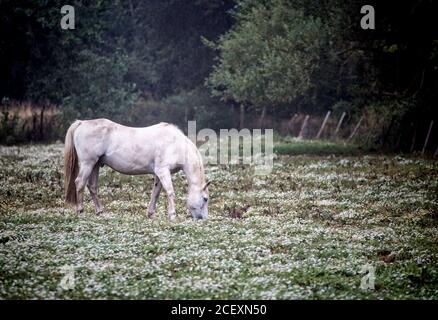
[274,138,362,156]
[0,143,437,299]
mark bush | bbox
[124,88,237,132]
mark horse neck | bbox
[183,146,206,192]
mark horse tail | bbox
[64,121,81,205]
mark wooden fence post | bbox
[347,116,363,142]
[287,113,298,134]
[316,111,331,139]
[421,120,434,155]
[298,115,310,139]
[334,112,346,136]
[258,106,266,128]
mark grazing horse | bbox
[63,119,210,220]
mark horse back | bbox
[72,119,194,173]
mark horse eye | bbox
[203,196,208,202]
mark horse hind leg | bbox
[147,174,162,218]
[154,167,176,220]
[75,162,94,214]
[87,163,104,214]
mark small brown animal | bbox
[227,204,251,219]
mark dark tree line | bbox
[0,0,437,151]
[0,0,234,119]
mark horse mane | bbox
[158,122,185,134]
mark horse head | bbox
[187,181,210,220]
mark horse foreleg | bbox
[147,175,162,218]
[154,168,176,220]
[75,162,94,214]
[87,164,103,214]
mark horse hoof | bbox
[148,212,156,219]
[168,214,176,221]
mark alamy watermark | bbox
[187,121,274,175]
[60,5,75,30]
[359,264,376,290]
[360,5,375,30]
[59,265,75,290]
[61,4,375,31]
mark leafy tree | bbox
[0,0,138,124]
[0,0,234,124]
[206,0,327,119]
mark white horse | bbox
[64,119,210,220]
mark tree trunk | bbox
[40,105,46,141]
[32,113,37,141]
[239,104,245,129]
[395,134,402,150]
[410,122,417,153]
[382,116,395,147]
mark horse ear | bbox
[203,180,211,191]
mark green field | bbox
[0,143,437,299]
